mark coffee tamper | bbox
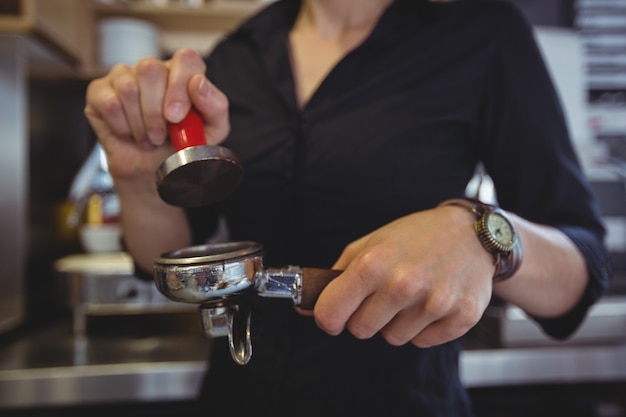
[156,108,243,207]
[153,111,340,365]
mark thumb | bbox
[189,74,231,145]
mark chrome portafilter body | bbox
[154,241,263,303]
[154,241,340,365]
[154,241,263,365]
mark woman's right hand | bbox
[84,49,229,270]
[84,48,230,183]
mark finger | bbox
[109,64,150,148]
[408,293,487,348]
[372,307,433,347]
[164,48,207,123]
[373,289,463,347]
[294,306,314,317]
[345,265,430,342]
[314,247,385,335]
[409,316,471,349]
[85,71,135,143]
[135,57,169,146]
[314,273,367,336]
[188,74,231,145]
[344,290,403,341]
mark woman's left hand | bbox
[313,205,495,348]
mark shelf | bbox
[94,1,267,32]
[77,1,269,78]
[0,1,269,78]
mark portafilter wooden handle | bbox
[299,268,343,310]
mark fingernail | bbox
[198,76,211,98]
[167,102,185,122]
[148,129,166,145]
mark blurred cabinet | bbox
[0,36,27,334]
[0,0,93,333]
[0,0,94,74]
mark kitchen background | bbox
[1,0,625,416]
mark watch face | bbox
[486,212,515,250]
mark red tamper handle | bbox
[167,108,207,150]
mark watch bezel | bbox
[475,208,517,253]
[438,197,523,282]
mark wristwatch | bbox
[438,198,523,282]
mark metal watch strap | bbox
[438,198,523,282]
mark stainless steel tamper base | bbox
[156,146,243,207]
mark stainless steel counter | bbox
[0,361,207,408]
[460,344,626,388]
[1,317,626,410]
[0,317,209,409]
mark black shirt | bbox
[187,1,612,415]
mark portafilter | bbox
[154,241,341,365]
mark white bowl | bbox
[79,224,122,253]
[98,17,161,68]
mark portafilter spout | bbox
[154,241,341,365]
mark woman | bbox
[85,0,611,415]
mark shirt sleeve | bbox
[476,3,612,339]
